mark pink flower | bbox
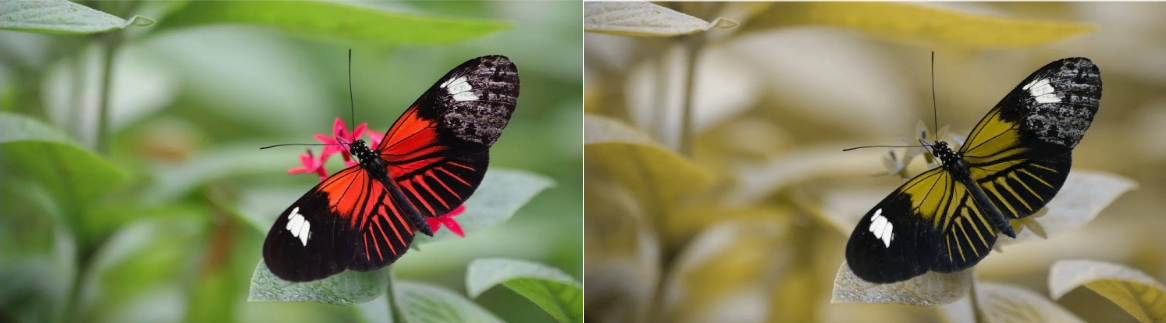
[287,150,328,181]
[427,205,466,237]
[314,117,368,165]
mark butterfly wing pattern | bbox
[263,56,519,282]
[846,58,1101,283]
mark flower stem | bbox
[385,268,405,323]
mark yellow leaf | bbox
[585,115,716,210]
[736,3,1095,48]
[584,1,737,37]
[1049,259,1166,323]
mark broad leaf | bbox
[0,0,153,34]
[940,282,1085,323]
[832,261,970,306]
[735,3,1094,47]
[466,258,582,323]
[584,1,737,37]
[156,1,511,44]
[396,281,504,323]
[584,115,715,211]
[0,112,129,208]
[247,260,387,305]
[1049,259,1166,323]
[1002,171,1136,244]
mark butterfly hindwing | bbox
[847,58,1101,283]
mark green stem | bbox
[386,269,405,323]
[95,31,121,155]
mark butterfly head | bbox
[919,139,963,170]
[348,139,375,162]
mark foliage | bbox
[584,2,1162,323]
[1,1,582,323]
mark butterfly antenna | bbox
[930,51,939,142]
[842,144,920,152]
[348,49,356,139]
[260,143,339,150]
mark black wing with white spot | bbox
[263,167,363,282]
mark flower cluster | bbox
[288,117,464,237]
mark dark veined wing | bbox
[376,55,519,219]
[846,166,999,283]
[958,58,1102,223]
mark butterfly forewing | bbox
[378,55,519,218]
[846,57,1101,283]
[263,167,364,282]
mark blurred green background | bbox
[585,2,1165,323]
[1,1,581,323]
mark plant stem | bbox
[385,269,405,323]
[677,36,701,158]
[968,272,986,323]
[95,31,121,155]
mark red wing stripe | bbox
[446,162,475,171]
[435,167,472,186]
[402,180,437,215]
[415,176,451,209]
[371,210,390,259]
[384,197,409,250]
[426,170,462,199]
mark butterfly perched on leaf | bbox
[263,56,520,282]
[845,57,1102,283]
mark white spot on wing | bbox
[286,207,311,246]
[868,209,894,248]
[439,76,479,102]
[1023,78,1061,104]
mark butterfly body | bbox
[846,57,1101,283]
[263,56,519,282]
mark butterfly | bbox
[263,55,520,282]
[845,57,1102,283]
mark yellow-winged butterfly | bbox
[845,57,1102,283]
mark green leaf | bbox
[0,112,129,208]
[415,169,555,243]
[583,1,737,37]
[584,115,715,211]
[155,1,511,44]
[735,3,1095,48]
[940,282,1085,323]
[0,0,154,34]
[396,281,504,323]
[466,258,582,323]
[247,260,387,305]
[831,261,970,306]
[1049,259,1166,323]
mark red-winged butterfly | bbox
[263,56,520,282]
